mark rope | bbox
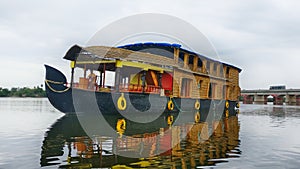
[45,79,65,84]
[45,79,70,93]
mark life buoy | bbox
[167,115,174,125]
[116,119,126,132]
[117,93,127,111]
[195,111,200,123]
[225,101,230,109]
[225,110,229,118]
[194,100,200,110]
[167,99,174,111]
[236,102,240,108]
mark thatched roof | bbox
[64,45,176,67]
[63,44,241,73]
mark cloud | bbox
[0,0,299,89]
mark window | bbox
[198,58,203,67]
[197,80,203,89]
[208,83,216,98]
[188,55,194,65]
[206,61,210,73]
[179,52,185,62]
[181,78,192,97]
[226,67,230,77]
[223,85,227,99]
[220,65,224,77]
[213,63,218,71]
[226,67,230,74]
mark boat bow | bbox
[44,65,74,113]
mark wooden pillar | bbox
[174,48,179,64]
[193,56,198,72]
[70,61,75,88]
[183,53,189,68]
[99,71,103,88]
[102,64,106,87]
[202,59,207,73]
[115,68,120,92]
[83,64,87,78]
[157,72,162,88]
[216,64,220,77]
[141,70,146,93]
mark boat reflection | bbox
[41,111,240,168]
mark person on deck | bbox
[88,70,97,90]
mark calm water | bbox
[0,98,300,169]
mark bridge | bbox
[241,89,300,105]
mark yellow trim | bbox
[70,61,75,68]
[75,60,171,72]
[75,60,116,65]
[112,165,133,169]
[121,61,169,73]
[115,60,123,68]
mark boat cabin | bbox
[63,43,241,101]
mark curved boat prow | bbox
[44,64,75,113]
[45,64,67,83]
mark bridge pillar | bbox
[243,95,254,104]
[274,95,284,105]
[297,96,300,105]
[254,95,266,104]
[286,95,296,105]
[263,95,268,104]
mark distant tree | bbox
[0,88,10,97]
[0,86,46,97]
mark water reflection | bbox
[41,112,240,168]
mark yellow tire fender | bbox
[195,100,200,110]
[225,110,229,118]
[167,99,174,111]
[195,111,200,123]
[225,101,230,109]
[167,115,174,125]
[236,102,240,108]
[117,93,127,111]
[116,119,126,132]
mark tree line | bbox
[0,85,46,97]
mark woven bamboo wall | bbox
[172,66,240,101]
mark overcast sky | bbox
[0,0,299,89]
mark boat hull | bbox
[45,65,238,117]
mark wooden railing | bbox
[119,83,160,94]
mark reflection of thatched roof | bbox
[64,45,176,67]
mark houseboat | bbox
[45,42,241,115]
